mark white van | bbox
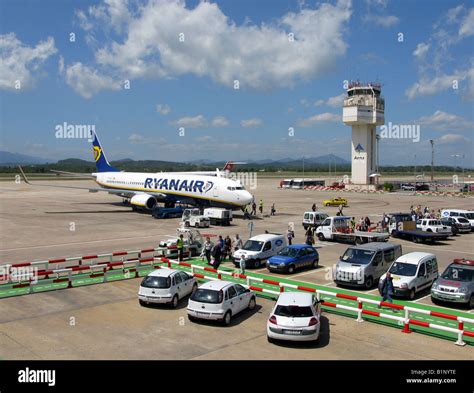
[441,209,474,231]
[379,252,439,300]
[302,211,329,230]
[232,233,287,269]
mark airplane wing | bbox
[18,166,167,198]
[50,170,95,177]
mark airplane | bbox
[19,132,254,211]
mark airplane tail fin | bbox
[91,131,119,172]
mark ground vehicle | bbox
[334,243,402,289]
[416,219,451,235]
[379,252,438,300]
[187,281,256,325]
[152,205,186,219]
[203,208,232,226]
[138,268,197,307]
[267,292,321,343]
[401,183,415,191]
[233,233,286,268]
[431,259,474,308]
[280,179,324,189]
[448,217,472,233]
[302,211,329,230]
[182,208,210,228]
[323,197,348,207]
[415,183,430,191]
[315,216,389,245]
[388,213,450,243]
[266,245,319,274]
[441,209,474,230]
[158,228,204,257]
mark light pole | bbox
[302,156,305,188]
[430,139,434,182]
[414,154,417,183]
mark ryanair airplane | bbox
[19,132,253,211]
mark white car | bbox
[267,292,321,343]
[138,268,198,308]
[187,281,256,326]
[416,219,451,234]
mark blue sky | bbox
[0,0,473,166]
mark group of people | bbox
[199,234,244,269]
[242,199,276,219]
[410,205,441,220]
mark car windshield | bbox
[275,305,313,318]
[389,262,417,276]
[141,276,170,289]
[341,248,375,265]
[191,288,222,304]
[441,266,474,282]
[278,247,299,258]
[458,217,469,223]
[243,240,264,252]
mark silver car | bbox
[431,259,474,308]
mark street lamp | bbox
[430,140,434,182]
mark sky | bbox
[0,0,473,167]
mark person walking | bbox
[379,272,394,307]
[270,203,276,216]
[177,234,184,262]
[350,217,356,233]
[233,234,243,251]
[224,235,232,261]
[251,202,257,216]
[259,199,264,215]
[305,228,314,246]
[203,236,212,264]
[211,243,222,268]
[287,227,295,245]
[312,203,317,212]
[239,254,246,276]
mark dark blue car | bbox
[266,245,319,274]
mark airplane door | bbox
[213,184,219,198]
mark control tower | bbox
[343,82,385,185]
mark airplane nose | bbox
[241,191,253,205]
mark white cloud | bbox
[128,133,166,144]
[211,116,230,127]
[71,0,352,97]
[416,110,474,131]
[156,104,171,115]
[436,134,470,145]
[315,93,345,108]
[172,115,207,128]
[459,8,474,37]
[0,33,57,90]
[297,112,341,127]
[413,42,429,59]
[362,14,399,28]
[65,62,121,99]
[241,118,263,128]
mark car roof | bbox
[351,242,399,251]
[147,268,178,278]
[198,280,234,291]
[276,292,313,306]
[250,233,283,241]
[287,244,314,250]
[395,252,435,265]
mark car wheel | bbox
[171,294,179,308]
[248,296,256,310]
[184,221,190,227]
[223,311,232,326]
[288,264,295,274]
[408,289,415,300]
[254,259,261,268]
[318,233,325,241]
[139,299,147,307]
[364,276,373,289]
[188,315,197,322]
[195,223,199,228]
[312,259,319,269]
[267,336,275,344]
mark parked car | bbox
[448,216,472,234]
[401,183,415,191]
[267,292,321,343]
[302,211,328,230]
[441,209,474,231]
[266,245,319,274]
[187,281,256,326]
[323,197,348,207]
[431,258,474,308]
[379,252,439,300]
[138,268,197,308]
[416,219,451,235]
[232,233,286,269]
[334,243,402,289]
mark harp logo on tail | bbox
[93,146,102,162]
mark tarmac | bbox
[0,177,473,360]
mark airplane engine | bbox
[130,194,157,210]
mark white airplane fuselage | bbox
[95,171,253,210]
